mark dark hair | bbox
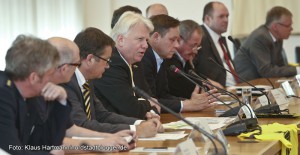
[265,6,292,26]
[111,5,142,29]
[179,20,202,41]
[202,2,215,22]
[74,27,115,59]
[150,14,180,37]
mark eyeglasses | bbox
[277,22,292,28]
[93,54,112,63]
[192,46,202,51]
[57,62,81,68]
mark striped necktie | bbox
[82,82,91,120]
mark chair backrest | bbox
[295,46,300,63]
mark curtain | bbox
[231,0,300,38]
[0,0,84,70]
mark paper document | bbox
[138,133,187,141]
[130,147,177,153]
[163,117,235,130]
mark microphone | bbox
[227,36,275,89]
[170,65,258,136]
[133,86,227,155]
[208,57,280,114]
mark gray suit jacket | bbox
[234,25,296,81]
[61,74,137,133]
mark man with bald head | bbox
[194,1,237,87]
[146,3,168,18]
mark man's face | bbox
[177,30,202,61]
[32,67,56,96]
[118,22,150,64]
[155,27,180,59]
[206,3,229,35]
[274,15,293,39]
[90,46,112,79]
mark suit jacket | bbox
[0,71,50,155]
[62,74,137,133]
[194,25,234,87]
[234,25,297,81]
[164,53,196,99]
[93,47,157,119]
[141,46,183,112]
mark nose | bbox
[174,39,180,48]
[142,40,148,49]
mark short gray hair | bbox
[110,11,154,42]
[5,35,59,80]
[179,20,202,41]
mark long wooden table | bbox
[70,77,300,155]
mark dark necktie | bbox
[218,37,239,83]
[82,82,91,120]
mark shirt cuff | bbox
[133,120,143,125]
[129,125,136,131]
[179,101,183,112]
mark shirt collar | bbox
[75,68,86,89]
[204,23,222,44]
[268,30,277,42]
[153,49,164,69]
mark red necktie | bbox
[218,37,239,83]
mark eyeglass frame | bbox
[180,35,202,51]
[277,22,292,28]
[93,54,112,63]
[57,62,81,68]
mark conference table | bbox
[72,77,300,155]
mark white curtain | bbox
[231,0,300,37]
[0,0,84,70]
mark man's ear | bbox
[151,32,161,43]
[117,35,125,47]
[28,72,40,84]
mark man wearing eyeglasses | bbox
[141,15,220,113]
[234,6,299,81]
[165,20,223,99]
[62,27,161,138]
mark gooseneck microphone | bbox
[133,86,227,155]
[170,65,258,136]
[208,57,280,114]
[227,36,275,89]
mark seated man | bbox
[62,27,162,138]
[0,35,61,155]
[93,12,161,119]
[142,15,220,113]
[165,20,223,99]
[146,3,168,18]
[234,6,299,81]
[26,37,134,154]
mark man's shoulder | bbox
[0,71,14,89]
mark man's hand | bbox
[182,86,220,112]
[41,82,67,103]
[148,97,161,113]
[136,119,160,138]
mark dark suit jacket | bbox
[194,25,234,87]
[234,25,297,81]
[164,54,196,99]
[0,71,51,155]
[62,74,138,133]
[141,46,183,112]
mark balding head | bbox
[48,37,80,66]
[47,37,80,83]
[146,3,168,18]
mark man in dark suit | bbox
[93,12,163,120]
[194,2,237,87]
[234,6,298,81]
[63,27,162,138]
[165,20,223,99]
[0,35,61,155]
[142,15,219,113]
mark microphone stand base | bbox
[254,104,280,114]
[218,106,240,117]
